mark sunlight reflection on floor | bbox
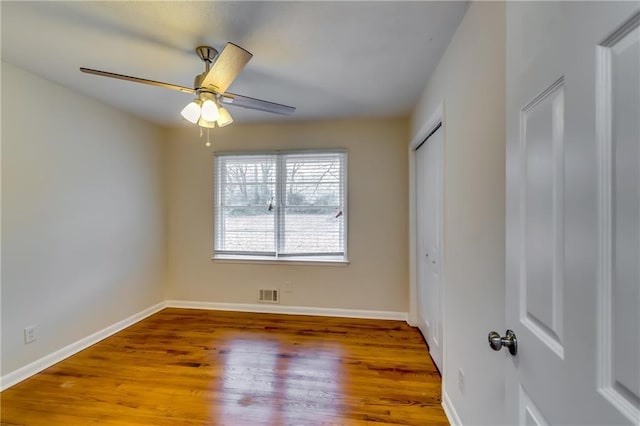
[217,336,343,424]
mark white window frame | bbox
[213,149,348,264]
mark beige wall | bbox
[166,118,409,313]
[1,62,168,375]
[411,2,506,424]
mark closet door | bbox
[415,125,443,371]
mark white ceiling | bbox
[1,1,468,126]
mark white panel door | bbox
[505,2,639,425]
[416,125,443,371]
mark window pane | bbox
[282,152,345,255]
[282,207,344,254]
[220,158,275,207]
[218,207,275,252]
[284,154,343,207]
[215,154,276,254]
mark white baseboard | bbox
[166,300,408,321]
[0,301,167,391]
[442,390,462,426]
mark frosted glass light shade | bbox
[180,101,201,124]
[198,117,216,128]
[200,100,219,121]
[217,106,234,127]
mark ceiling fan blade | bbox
[221,92,296,115]
[80,68,195,94]
[200,43,253,93]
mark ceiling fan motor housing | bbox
[194,73,207,91]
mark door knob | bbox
[488,330,518,355]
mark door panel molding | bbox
[596,11,640,423]
[519,77,565,359]
[519,385,550,426]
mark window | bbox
[214,150,347,262]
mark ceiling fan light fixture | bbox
[181,99,201,124]
[200,99,219,122]
[198,116,216,129]
[217,106,233,127]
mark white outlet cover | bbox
[24,324,38,344]
[458,368,465,393]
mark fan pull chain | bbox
[198,126,212,148]
[205,128,212,147]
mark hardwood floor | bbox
[0,308,447,425]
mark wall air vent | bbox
[258,289,279,304]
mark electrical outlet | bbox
[458,368,465,394]
[283,281,293,294]
[24,325,38,344]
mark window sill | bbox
[212,255,350,266]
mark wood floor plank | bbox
[1,308,447,425]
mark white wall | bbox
[166,118,409,313]
[411,2,506,424]
[1,62,168,375]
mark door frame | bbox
[408,101,446,367]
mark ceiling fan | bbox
[80,43,296,130]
